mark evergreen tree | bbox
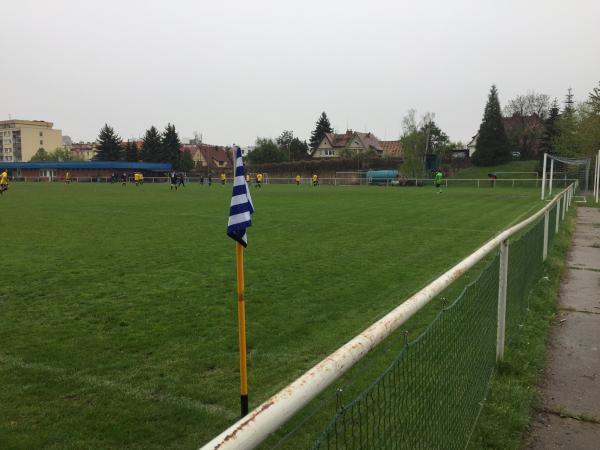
[124,140,139,161]
[553,89,580,157]
[130,140,139,161]
[161,123,181,167]
[472,85,510,166]
[178,149,195,172]
[94,124,123,161]
[563,87,575,116]
[588,81,600,115]
[309,112,333,150]
[539,98,560,155]
[141,126,161,162]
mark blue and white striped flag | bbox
[227,146,254,247]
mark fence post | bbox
[496,238,509,362]
[556,197,560,233]
[562,192,567,220]
[543,211,549,260]
[477,179,480,188]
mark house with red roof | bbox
[180,144,231,171]
[312,130,385,158]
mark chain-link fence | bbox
[202,185,574,450]
[310,201,556,449]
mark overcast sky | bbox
[1,0,599,146]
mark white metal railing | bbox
[11,176,577,189]
[200,183,575,450]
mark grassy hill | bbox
[451,160,540,179]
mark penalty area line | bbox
[0,353,237,420]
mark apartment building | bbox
[0,120,63,162]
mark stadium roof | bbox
[1,161,172,171]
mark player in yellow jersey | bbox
[246,174,251,185]
[256,173,263,188]
[0,169,9,195]
[220,173,226,185]
[312,174,318,187]
[295,174,301,186]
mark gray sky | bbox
[2,0,599,146]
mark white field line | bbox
[273,218,498,234]
[90,208,497,235]
[499,202,544,231]
[0,353,237,420]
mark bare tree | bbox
[504,90,550,119]
[503,91,550,158]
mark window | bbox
[39,131,43,137]
[325,149,335,156]
[40,140,43,145]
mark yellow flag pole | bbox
[236,241,249,417]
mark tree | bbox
[247,138,287,164]
[124,141,139,162]
[574,82,600,158]
[539,98,560,155]
[503,91,550,120]
[161,123,181,167]
[400,129,426,177]
[94,124,123,161]
[30,148,51,161]
[563,87,575,116]
[140,126,161,162]
[309,112,333,150]
[503,91,550,158]
[52,148,76,161]
[588,81,600,115]
[421,119,450,155]
[472,85,510,166]
[339,148,356,159]
[553,88,579,157]
[276,130,294,149]
[276,131,310,160]
[178,149,195,172]
[398,110,448,176]
[289,137,310,160]
[30,147,81,162]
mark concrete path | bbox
[526,207,600,449]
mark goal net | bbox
[335,171,367,186]
[541,153,591,201]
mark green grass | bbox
[452,160,539,179]
[0,182,544,449]
[468,204,576,449]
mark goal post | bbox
[541,153,592,201]
[594,150,600,203]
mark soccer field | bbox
[0,183,543,449]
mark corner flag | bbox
[226,145,254,418]
[227,146,254,247]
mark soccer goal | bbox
[541,153,591,202]
[334,171,367,186]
